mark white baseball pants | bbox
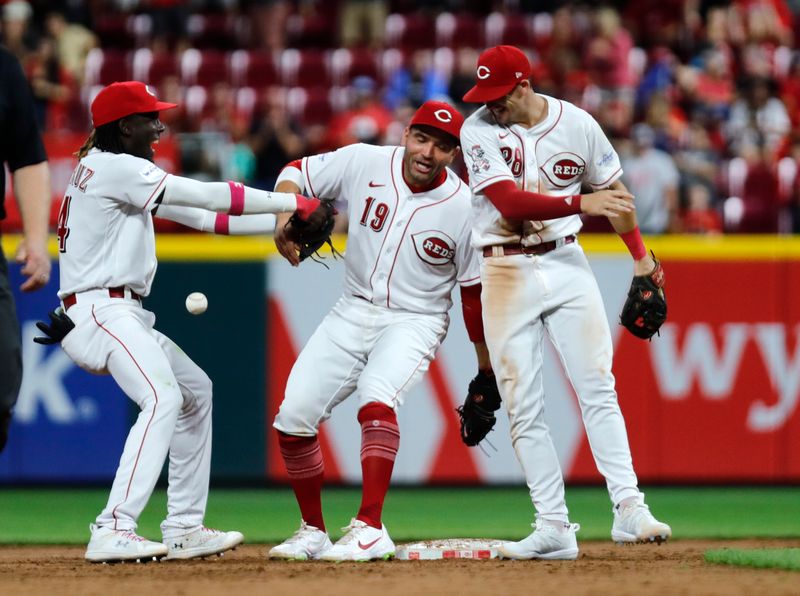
[481,242,640,522]
[60,292,213,537]
[274,295,448,435]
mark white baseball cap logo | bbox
[434,109,452,123]
[477,65,491,80]
[145,85,157,97]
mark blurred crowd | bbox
[3,0,800,234]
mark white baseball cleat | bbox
[320,518,395,562]
[611,494,671,545]
[85,524,168,563]
[268,520,333,560]
[497,519,580,560]
[163,527,244,560]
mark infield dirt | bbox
[1,540,798,595]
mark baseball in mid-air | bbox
[185,292,208,315]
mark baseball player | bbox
[267,101,491,562]
[56,81,326,563]
[460,46,671,560]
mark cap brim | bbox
[154,101,178,112]
[462,83,516,103]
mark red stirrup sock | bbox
[356,402,400,529]
[277,431,325,531]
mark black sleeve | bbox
[0,47,47,173]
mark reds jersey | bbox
[57,148,170,298]
[279,143,479,314]
[460,95,622,247]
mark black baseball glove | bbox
[33,307,75,345]
[456,370,502,447]
[284,199,339,264]
[620,252,667,340]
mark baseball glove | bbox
[620,252,667,340]
[456,370,502,447]
[284,199,339,264]
[33,307,75,345]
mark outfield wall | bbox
[1,234,798,484]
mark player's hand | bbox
[33,307,75,345]
[633,251,657,276]
[274,212,301,267]
[580,190,635,218]
[15,240,51,292]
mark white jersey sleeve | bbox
[583,115,623,189]
[299,144,365,202]
[454,219,480,287]
[91,154,170,212]
[460,120,516,194]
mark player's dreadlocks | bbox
[76,121,126,159]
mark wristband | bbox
[619,226,647,260]
[214,213,230,235]
[228,181,245,216]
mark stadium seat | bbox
[181,49,230,88]
[230,50,279,89]
[286,86,333,126]
[436,13,484,49]
[385,13,436,50]
[83,49,131,87]
[280,49,331,88]
[132,48,180,87]
[329,48,380,86]
[286,12,336,49]
[485,12,532,47]
[93,13,135,49]
[186,12,243,49]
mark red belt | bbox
[483,235,576,257]
[63,287,142,310]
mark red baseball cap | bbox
[408,100,464,144]
[462,45,531,103]
[91,81,177,127]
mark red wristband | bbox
[228,181,245,216]
[295,194,320,221]
[214,213,230,235]
[619,226,647,260]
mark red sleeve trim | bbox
[460,283,485,343]
[484,180,582,220]
[282,159,302,172]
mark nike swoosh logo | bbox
[499,132,510,139]
[358,537,382,550]
[369,181,385,187]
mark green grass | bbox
[705,548,800,571]
[0,486,798,544]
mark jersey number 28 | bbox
[57,195,72,253]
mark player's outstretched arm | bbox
[155,204,277,235]
[483,180,633,221]
[160,174,320,217]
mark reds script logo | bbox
[411,231,456,266]
[540,152,587,189]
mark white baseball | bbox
[185,292,208,315]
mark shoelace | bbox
[200,527,223,535]
[337,519,368,545]
[285,522,318,544]
[118,530,146,542]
